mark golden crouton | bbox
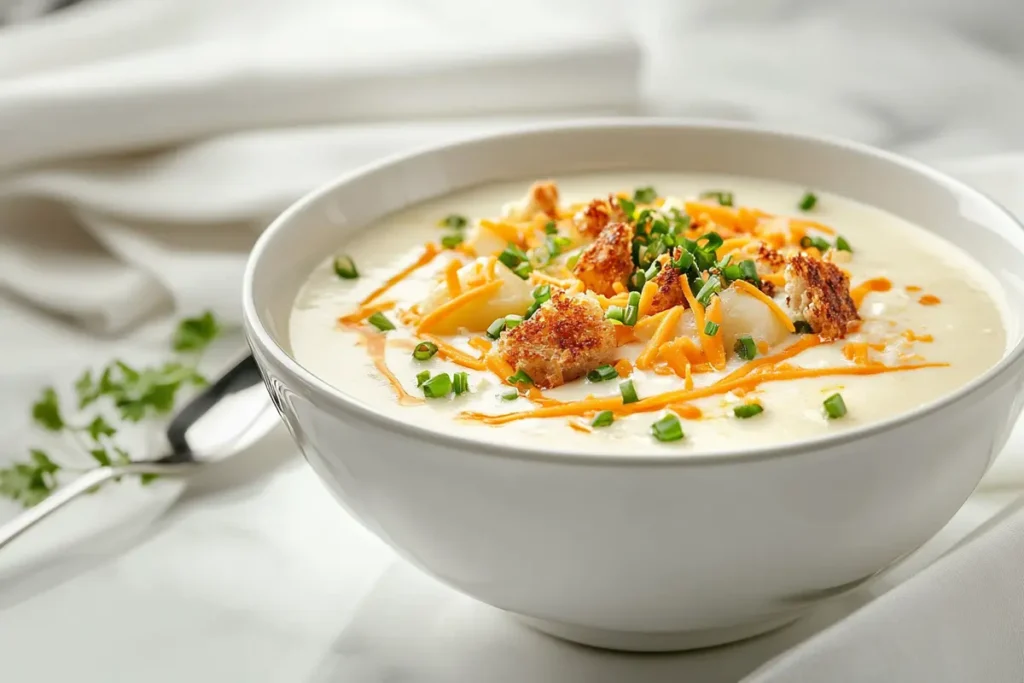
[504,180,560,221]
[572,222,634,296]
[785,255,860,341]
[573,195,625,239]
[495,292,616,389]
[646,264,686,315]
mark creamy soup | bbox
[290,173,1006,454]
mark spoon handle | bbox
[0,462,191,550]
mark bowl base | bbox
[516,612,801,652]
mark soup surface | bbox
[290,172,1006,454]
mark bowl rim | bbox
[243,117,1024,467]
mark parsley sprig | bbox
[0,312,221,508]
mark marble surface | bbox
[5,1,1024,680]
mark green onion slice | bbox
[620,379,639,404]
[700,191,734,207]
[415,370,431,387]
[704,321,720,336]
[439,214,468,230]
[618,197,636,219]
[587,364,619,382]
[793,320,814,334]
[651,413,684,442]
[500,389,519,401]
[412,341,438,361]
[441,234,464,249]
[591,410,615,428]
[544,221,558,235]
[695,275,722,306]
[734,335,757,360]
[633,186,658,204]
[823,393,847,419]
[507,370,534,386]
[422,373,452,398]
[532,284,552,303]
[486,317,507,340]
[367,312,395,332]
[333,255,359,280]
[605,306,625,323]
[629,269,647,292]
[734,403,764,419]
[836,236,853,252]
[512,262,533,279]
[452,372,470,396]
[798,192,818,211]
[504,314,524,330]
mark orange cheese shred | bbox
[338,300,396,325]
[731,279,796,333]
[614,358,633,377]
[467,337,493,353]
[790,218,836,235]
[612,282,628,295]
[415,280,504,334]
[637,280,658,318]
[902,330,934,343]
[636,306,683,369]
[719,334,822,384]
[849,277,892,309]
[684,202,740,230]
[702,296,727,370]
[444,259,463,298]
[420,334,488,371]
[919,294,941,306]
[530,272,574,288]
[486,351,517,386]
[359,243,441,306]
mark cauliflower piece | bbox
[420,258,533,334]
[785,254,860,341]
[572,222,634,296]
[495,291,616,389]
[573,195,625,239]
[718,287,791,352]
[646,264,686,316]
[502,180,560,221]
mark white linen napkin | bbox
[0,0,638,333]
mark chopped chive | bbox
[798,192,818,211]
[440,234,464,249]
[651,413,684,442]
[618,197,636,219]
[412,341,438,361]
[836,236,853,252]
[548,235,573,254]
[512,262,533,279]
[532,284,552,303]
[525,300,542,319]
[800,235,831,252]
[633,186,658,204]
[629,269,646,292]
[700,190,734,207]
[605,306,625,323]
[333,255,359,280]
[695,275,722,306]
[544,221,558,235]
[699,232,724,251]
[722,264,743,281]
[793,320,814,334]
[422,373,452,398]
[498,243,528,269]
[507,370,534,386]
[587,364,619,382]
[452,372,470,396]
[823,393,847,419]
[591,410,615,428]
[504,314,524,330]
[367,312,395,332]
[439,214,468,230]
[415,370,431,387]
[567,252,581,269]
[734,335,757,360]
[500,389,519,401]
[620,379,639,404]
[486,318,507,340]
[628,291,641,308]
[704,321,720,336]
[623,304,639,327]
[739,259,761,284]
[734,403,764,419]
[645,260,662,280]
[672,249,694,271]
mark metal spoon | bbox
[0,353,278,550]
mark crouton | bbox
[495,291,616,389]
[647,264,686,315]
[755,243,786,274]
[504,180,560,220]
[573,195,625,239]
[785,255,860,341]
[572,222,634,296]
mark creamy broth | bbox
[290,173,1006,454]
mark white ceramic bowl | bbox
[243,121,1024,651]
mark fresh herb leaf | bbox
[86,415,117,441]
[172,311,220,353]
[0,450,61,508]
[31,387,64,432]
[89,448,112,467]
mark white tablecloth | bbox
[3,0,1024,680]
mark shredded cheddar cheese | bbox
[338,300,396,325]
[637,280,658,318]
[444,259,463,298]
[732,279,796,333]
[415,279,505,334]
[359,243,441,307]
[636,306,683,369]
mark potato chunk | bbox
[419,258,532,334]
